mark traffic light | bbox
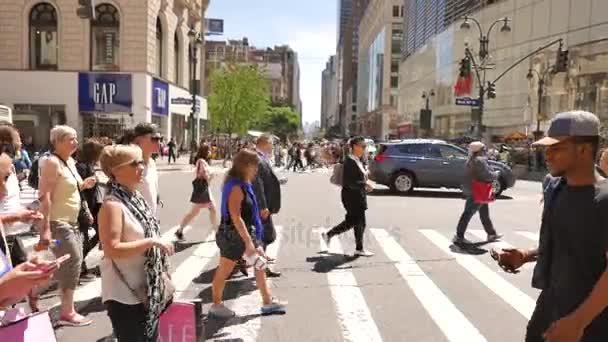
[459,58,471,77]
[555,48,569,72]
[77,0,96,20]
[487,82,496,99]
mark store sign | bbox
[152,78,169,116]
[78,73,132,113]
[205,18,224,35]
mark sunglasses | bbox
[113,159,145,171]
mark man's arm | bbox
[252,165,268,211]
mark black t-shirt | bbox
[542,180,608,328]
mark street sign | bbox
[455,97,480,106]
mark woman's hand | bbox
[153,238,175,256]
[244,241,257,258]
[0,257,56,305]
[81,176,97,190]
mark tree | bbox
[324,125,343,139]
[208,64,269,136]
[251,106,299,141]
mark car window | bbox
[396,144,433,157]
[437,145,468,159]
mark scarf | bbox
[221,178,264,241]
[108,182,168,340]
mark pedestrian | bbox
[98,144,175,342]
[132,123,162,217]
[322,136,374,257]
[599,148,608,177]
[452,141,502,245]
[252,134,282,278]
[38,125,96,326]
[75,139,105,278]
[13,134,32,186]
[491,111,608,342]
[175,144,219,240]
[210,149,287,318]
[167,137,177,164]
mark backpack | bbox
[330,163,343,186]
[28,152,49,189]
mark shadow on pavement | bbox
[306,253,358,273]
[174,240,207,254]
[49,297,106,328]
[197,276,257,305]
[204,312,261,341]
[368,189,513,200]
[450,241,489,256]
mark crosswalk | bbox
[15,219,544,342]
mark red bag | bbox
[471,180,494,204]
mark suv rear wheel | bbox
[492,178,504,197]
[392,171,415,193]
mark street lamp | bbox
[421,89,435,110]
[526,66,555,137]
[188,26,203,158]
[461,16,511,61]
[419,89,435,137]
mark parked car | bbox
[369,139,516,196]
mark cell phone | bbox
[40,254,71,273]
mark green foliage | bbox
[251,106,299,141]
[324,125,343,139]
[208,64,269,135]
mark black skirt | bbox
[190,178,211,204]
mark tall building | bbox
[0,0,210,150]
[321,55,339,129]
[398,0,608,139]
[204,39,302,120]
[355,0,404,140]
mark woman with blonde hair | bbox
[98,144,174,341]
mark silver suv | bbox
[368,139,516,195]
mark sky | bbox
[206,0,338,125]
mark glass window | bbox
[156,18,163,77]
[29,3,58,70]
[91,4,120,71]
[437,145,467,159]
[396,144,432,156]
[391,76,399,88]
[174,32,180,84]
[391,60,399,73]
[392,5,400,17]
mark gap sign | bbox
[455,97,480,107]
[78,73,132,113]
[152,78,169,116]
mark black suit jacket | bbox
[253,152,281,214]
[341,155,367,211]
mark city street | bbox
[15,164,547,342]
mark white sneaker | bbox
[261,298,287,315]
[354,250,374,257]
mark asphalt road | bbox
[17,167,547,342]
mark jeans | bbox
[455,197,496,238]
[327,210,366,251]
[106,300,157,342]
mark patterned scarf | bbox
[221,178,264,241]
[108,182,168,340]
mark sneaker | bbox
[261,298,287,315]
[208,304,235,319]
[59,313,93,327]
[321,232,331,246]
[354,250,374,257]
[452,236,474,245]
[174,229,185,241]
[487,234,503,242]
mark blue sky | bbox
[206,0,338,124]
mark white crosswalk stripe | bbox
[516,231,539,242]
[469,230,535,270]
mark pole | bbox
[536,78,543,133]
[193,299,204,341]
[190,45,197,157]
[478,84,485,138]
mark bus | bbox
[0,105,13,124]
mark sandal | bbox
[59,313,93,327]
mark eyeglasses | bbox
[112,159,145,171]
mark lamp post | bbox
[188,26,203,157]
[526,66,555,139]
[422,89,435,111]
[460,16,511,137]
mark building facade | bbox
[321,55,339,129]
[204,38,302,121]
[398,0,608,140]
[355,0,404,140]
[0,0,209,150]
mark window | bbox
[155,18,163,77]
[91,4,120,71]
[392,5,400,17]
[437,145,467,159]
[396,144,432,156]
[391,60,399,73]
[29,3,58,70]
[401,5,405,17]
[391,76,399,88]
[174,32,180,85]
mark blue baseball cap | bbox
[532,110,600,146]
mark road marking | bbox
[220,226,284,342]
[419,229,535,319]
[371,229,486,342]
[172,230,217,298]
[319,228,329,253]
[516,231,539,242]
[322,228,383,342]
[469,230,534,271]
[47,225,182,311]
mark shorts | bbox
[50,221,83,290]
[215,225,259,262]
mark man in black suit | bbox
[253,134,282,277]
[323,136,374,256]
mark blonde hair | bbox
[50,125,77,146]
[99,144,142,178]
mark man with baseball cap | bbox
[492,111,608,341]
[133,123,162,216]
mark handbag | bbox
[110,259,175,311]
[190,160,210,203]
[471,180,494,204]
